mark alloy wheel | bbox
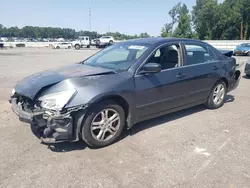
[213,84,225,105]
[90,108,120,142]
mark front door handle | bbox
[176,73,186,79]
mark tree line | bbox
[0,24,150,40]
[161,0,250,40]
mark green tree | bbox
[238,0,250,39]
[173,4,192,38]
[161,2,192,38]
[139,32,150,38]
[0,24,3,37]
[191,0,250,40]
[214,0,241,40]
[161,23,172,37]
[168,2,182,35]
[192,0,219,40]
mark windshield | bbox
[83,43,149,71]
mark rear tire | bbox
[80,100,125,148]
[248,52,250,56]
[87,45,90,48]
[56,46,60,49]
[75,44,80,50]
[205,81,226,109]
[109,40,114,45]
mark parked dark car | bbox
[10,38,241,148]
[245,60,250,77]
[233,43,250,56]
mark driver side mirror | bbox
[140,63,162,74]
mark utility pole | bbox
[89,0,92,31]
[108,24,111,33]
[240,8,244,40]
[241,21,243,40]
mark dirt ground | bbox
[0,48,250,188]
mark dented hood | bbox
[14,64,114,99]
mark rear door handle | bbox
[176,73,186,79]
[213,65,220,70]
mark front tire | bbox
[247,52,250,56]
[205,81,226,109]
[80,100,125,148]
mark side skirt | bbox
[131,100,206,127]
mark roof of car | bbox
[122,37,202,46]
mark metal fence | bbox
[2,40,250,50]
[204,40,250,50]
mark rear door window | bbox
[183,44,218,65]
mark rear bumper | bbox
[234,50,248,55]
[227,70,241,93]
[244,63,250,75]
[10,98,79,143]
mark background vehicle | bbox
[0,40,3,48]
[72,36,91,49]
[233,43,250,56]
[10,38,241,148]
[96,36,114,48]
[52,42,72,49]
[245,60,250,77]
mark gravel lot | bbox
[0,48,250,188]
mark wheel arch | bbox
[88,95,130,121]
[205,77,228,109]
[74,94,131,138]
[206,77,229,99]
[218,77,229,88]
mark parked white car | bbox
[52,42,72,49]
[96,36,114,48]
[72,36,91,50]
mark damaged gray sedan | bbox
[10,38,241,148]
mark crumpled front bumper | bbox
[10,98,80,143]
[10,98,35,124]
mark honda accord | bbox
[10,38,241,148]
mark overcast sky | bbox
[1,0,201,36]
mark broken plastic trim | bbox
[36,104,88,143]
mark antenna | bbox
[89,0,92,31]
